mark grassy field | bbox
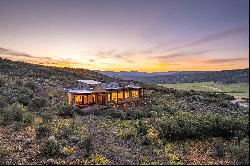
[159,82,249,98]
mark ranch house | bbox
[67,80,144,108]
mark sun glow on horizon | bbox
[1,55,248,73]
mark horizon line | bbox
[1,57,248,73]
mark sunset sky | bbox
[0,0,249,72]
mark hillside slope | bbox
[0,58,249,165]
[0,58,116,86]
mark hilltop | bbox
[0,58,116,85]
[0,58,249,165]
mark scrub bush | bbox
[156,111,248,142]
[36,124,52,138]
[40,137,61,157]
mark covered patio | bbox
[67,89,111,108]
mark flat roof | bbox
[68,89,110,94]
[68,89,94,94]
[77,80,101,85]
[125,85,141,89]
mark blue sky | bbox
[0,0,249,71]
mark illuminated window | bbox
[132,90,139,97]
[112,92,117,101]
[74,95,83,104]
[83,95,87,104]
[88,95,93,104]
[108,94,111,102]
[125,91,130,98]
[118,91,123,100]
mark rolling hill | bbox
[99,69,249,84]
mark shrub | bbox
[156,111,248,142]
[136,120,149,136]
[90,154,109,165]
[211,138,225,159]
[82,107,152,120]
[227,138,249,165]
[23,112,35,125]
[41,111,53,123]
[0,77,6,87]
[30,97,48,109]
[105,109,126,119]
[24,81,38,91]
[0,103,27,125]
[147,127,159,144]
[78,136,94,157]
[56,104,80,118]
[12,122,26,131]
[17,95,30,106]
[62,146,75,155]
[0,95,6,108]
[19,87,34,98]
[58,127,72,139]
[15,79,23,86]
[118,130,137,140]
[36,124,52,138]
[0,143,8,164]
[40,137,61,157]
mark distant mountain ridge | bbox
[97,68,249,84]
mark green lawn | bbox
[159,82,249,98]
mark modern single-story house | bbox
[67,80,144,108]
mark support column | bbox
[86,94,88,107]
[105,94,108,105]
[129,90,132,101]
[117,90,119,105]
[110,92,112,106]
[123,89,125,101]
[110,93,112,105]
[95,94,98,105]
[102,94,105,106]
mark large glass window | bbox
[88,95,93,104]
[108,94,111,102]
[125,91,130,98]
[83,95,87,104]
[132,90,139,97]
[112,92,117,101]
[75,95,82,103]
[118,91,123,100]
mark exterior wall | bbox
[94,84,105,91]
[78,82,101,90]
[68,92,73,104]
[78,82,89,89]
